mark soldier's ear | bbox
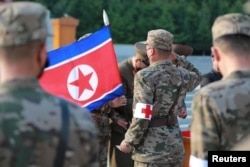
[211,46,220,62]
[37,42,47,68]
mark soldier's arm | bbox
[175,54,202,91]
[190,92,221,166]
[123,72,152,148]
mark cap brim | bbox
[172,43,193,56]
[135,41,147,53]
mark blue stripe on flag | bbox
[47,26,111,66]
[85,86,124,111]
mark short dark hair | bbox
[214,34,250,57]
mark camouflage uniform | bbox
[191,71,250,159]
[91,105,118,167]
[171,44,194,118]
[123,29,201,166]
[190,13,250,166]
[0,2,99,167]
[0,78,99,167]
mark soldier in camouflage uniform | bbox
[119,29,201,167]
[0,2,99,167]
[190,13,250,167]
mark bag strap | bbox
[168,74,183,115]
[54,98,70,167]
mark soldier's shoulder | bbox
[136,65,155,77]
[64,99,97,132]
[198,78,246,97]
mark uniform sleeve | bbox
[176,55,202,91]
[123,72,153,147]
[190,91,221,167]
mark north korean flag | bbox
[39,26,124,111]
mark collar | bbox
[224,70,250,80]
[150,59,173,67]
[0,77,41,93]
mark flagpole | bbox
[103,9,110,26]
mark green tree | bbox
[14,0,248,54]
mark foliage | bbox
[14,0,247,54]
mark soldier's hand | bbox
[116,119,128,130]
[178,107,187,119]
[120,140,133,153]
[109,95,127,108]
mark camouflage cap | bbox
[143,29,173,51]
[212,13,250,41]
[0,2,49,46]
[134,42,149,66]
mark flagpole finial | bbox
[103,9,110,26]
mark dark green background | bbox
[16,0,248,54]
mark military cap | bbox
[172,44,193,56]
[0,2,49,46]
[212,13,250,41]
[142,29,174,51]
[134,42,149,66]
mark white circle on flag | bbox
[67,65,98,101]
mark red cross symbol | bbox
[141,104,152,119]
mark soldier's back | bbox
[195,70,250,150]
[0,78,99,167]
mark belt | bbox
[149,116,177,127]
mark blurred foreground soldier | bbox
[109,42,149,167]
[120,29,201,167]
[190,13,250,167]
[232,134,250,150]
[0,2,99,167]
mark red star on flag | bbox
[69,68,94,98]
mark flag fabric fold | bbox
[39,26,124,111]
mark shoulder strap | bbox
[54,98,70,167]
[169,73,183,115]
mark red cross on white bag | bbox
[134,103,153,120]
